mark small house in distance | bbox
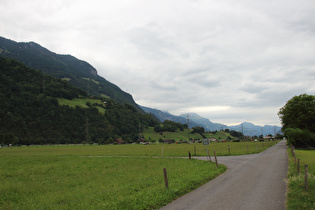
[209,138,218,143]
[114,138,124,144]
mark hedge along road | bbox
[160,140,288,210]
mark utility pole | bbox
[241,123,244,139]
[42,75,45,94]
[85,116,91,143]
[187,114,190,141]
[139,124,141,138]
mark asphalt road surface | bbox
[160,140,288,210]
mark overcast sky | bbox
[1,0,315,126]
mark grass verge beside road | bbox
[287,149,315,209]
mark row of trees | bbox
[278,94,315,148]
[154,120,187,132]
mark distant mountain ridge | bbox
[141,106,281,136]
[140,106,203,128]
[0,36,141,110]
[179,113,227,131]
[229,122,282,137]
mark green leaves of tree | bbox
[278,94,315,147]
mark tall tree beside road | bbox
[278,94,315,147]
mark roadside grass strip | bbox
[286,149,315,209]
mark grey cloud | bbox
[127,26,177,60]
[2,0,315,126]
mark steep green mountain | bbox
[0,36,141,111]
[0,57,158,145]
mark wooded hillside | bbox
[0,58,158,145]
[0,36,140,110]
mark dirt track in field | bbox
[160,140,288,210]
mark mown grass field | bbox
[0,141,277,209]
[0,146,226,209]
[2,141,277,157]
[287,149,315,209]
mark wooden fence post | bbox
[228,145,230,155]
[214,151,218,168]
[188,151,191,160]
[163,168,168,189]
[208,150,211,162]
[194,145,196,156]
[305,165,308,191]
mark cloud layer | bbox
[1,0,315,125]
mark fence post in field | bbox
[194,145,196,156]
[214,151,218,168]
[305,165,308,191]
[297,159,300,175]
[188,151,191,160]
[247,144,249,154]
[162,146,164,157]
[208,150,211,162]
[163,168,168,189]
[228,145,230,155]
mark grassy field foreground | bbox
[0,147,226,209]
[0,141,278,209]
[287,149,315,209]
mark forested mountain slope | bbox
[0,58,158,145]
[0,36,141,110]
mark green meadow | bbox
[57,98,106,114]
[142,128,233,142]
[287,149,315,209]
[0,141,277,209]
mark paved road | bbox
[160,141,288,210]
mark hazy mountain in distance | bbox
[141,106,282,136]
[229,122,282,136]
[140,106,203,128]
[179,113,228,131]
